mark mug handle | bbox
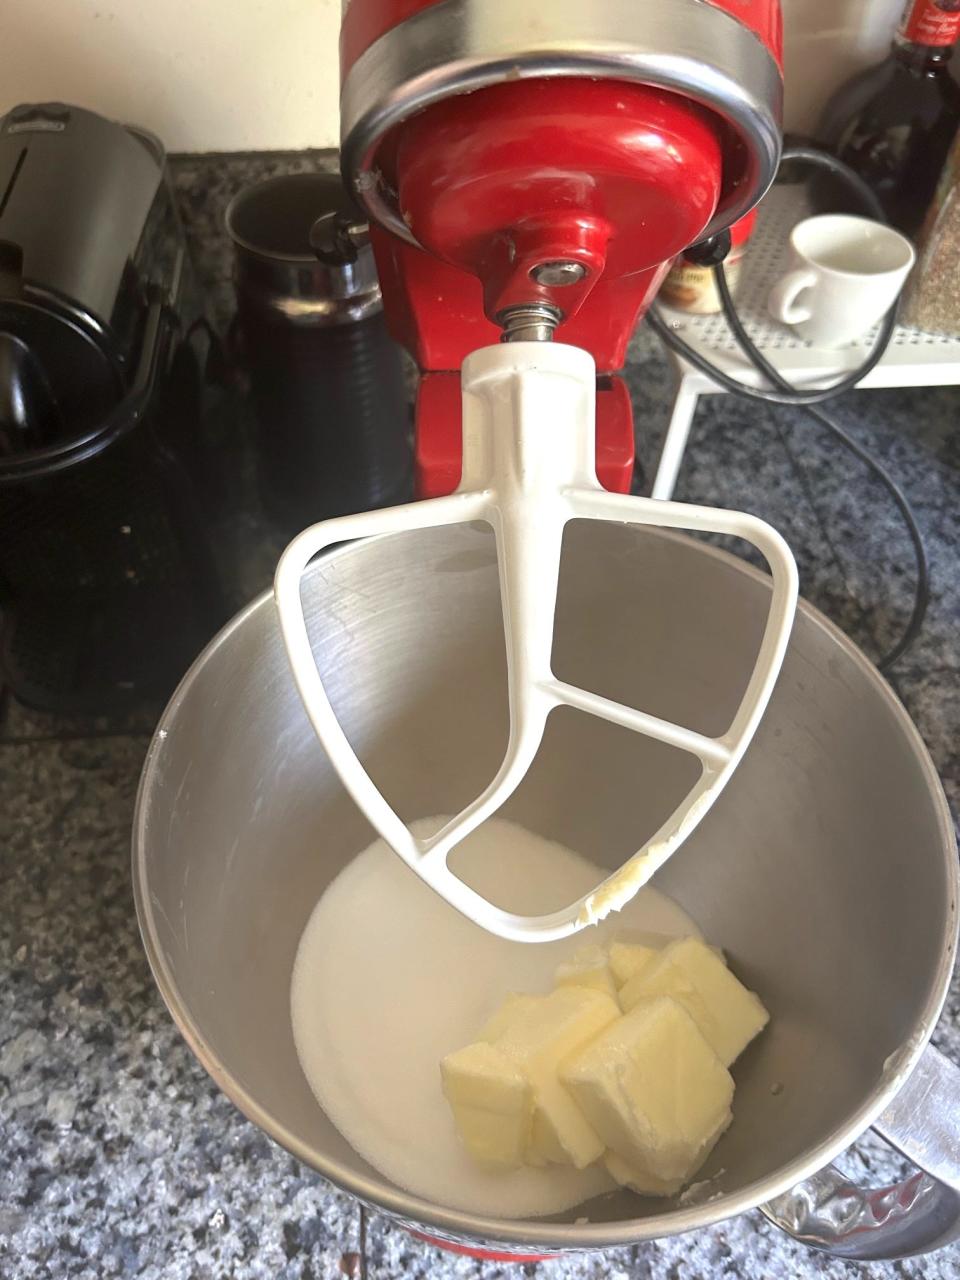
[761,1045,960,1260]
[768,268,818,326]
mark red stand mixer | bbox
[275,0,798,941]
[341,0,784,496]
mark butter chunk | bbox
[488,986,620,1168]
[529,1079,604,1169]
[619,937,768,1067]
[604,1150,684,1199]
[555,945,618,1000]
[440,1042,533,1170]
[529,1107,569,1166]
[479,993,539,1043]
[561,996,733,1182]
[608,941,660,989]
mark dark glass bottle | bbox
[816,0,960,236]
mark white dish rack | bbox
[651,184,960,501]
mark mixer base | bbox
[409,1228,557,1261]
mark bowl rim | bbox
[132,529,958,1251]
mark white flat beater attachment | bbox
[275,343,798,942]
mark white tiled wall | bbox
[0,0,906,152]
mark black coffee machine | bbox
[0,103,226,714]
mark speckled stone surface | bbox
[1,153,958,1279]
[167,149,339,338]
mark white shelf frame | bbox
[650,185,960,500]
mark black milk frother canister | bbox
[226,173,412,536]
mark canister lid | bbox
[226,173,382,326]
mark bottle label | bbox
[660,254,745,315]
[899,0,960,46]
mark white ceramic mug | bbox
[768,214,915,347]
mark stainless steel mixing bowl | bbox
[133,524,959,1261]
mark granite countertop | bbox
[1,153,958,1280]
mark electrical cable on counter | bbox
[763,409,876,644]
[713,261,930,674]
[646,147,930,674]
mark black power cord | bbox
[646,301,900,406]
[711,263,930,673]
[647,147,930,674]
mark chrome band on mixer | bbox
[340,0,784,248]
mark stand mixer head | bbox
[275,0,799,941]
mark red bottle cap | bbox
[899,0,960,48]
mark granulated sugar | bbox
[291,817,698,1218]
